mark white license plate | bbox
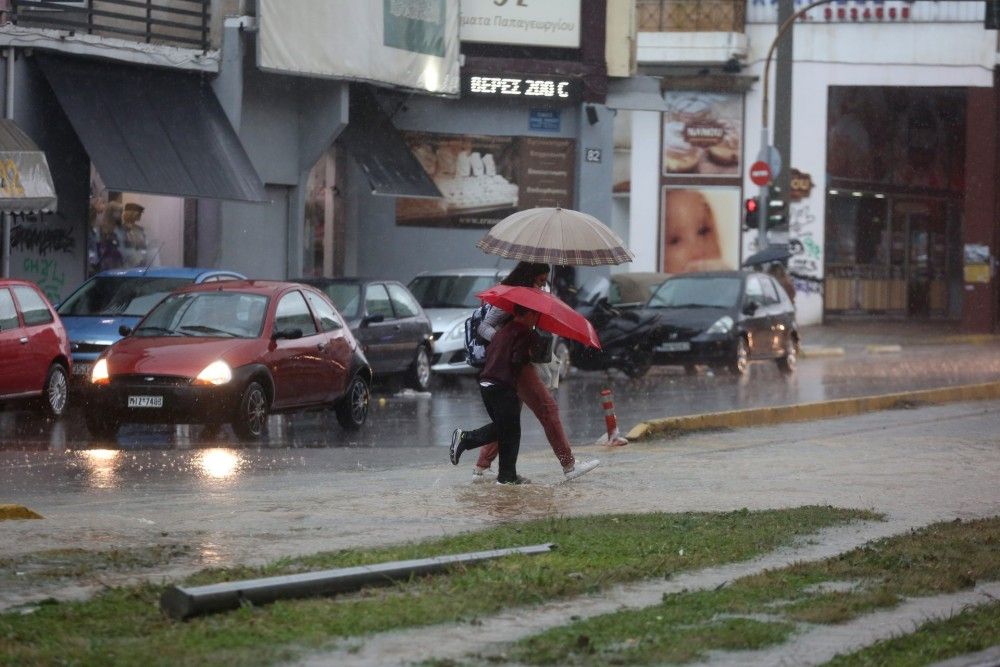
[127,395,163,408]
[72,363,92,376]
[655,342,691,352]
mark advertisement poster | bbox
[662,92,743,178]
[258,0,460,95]
[661,186,741,273]
[397,131,575,228]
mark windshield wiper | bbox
[179,325,237,337]
[135,325,180,336]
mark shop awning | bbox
[605,76,669,112]
[37,54,267,203]
[0,119,57,213]
[337,87,441,199]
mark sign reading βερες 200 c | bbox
[463,75,580,103]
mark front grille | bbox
[73,342,109,354]
[111,375,192,388]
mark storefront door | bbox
[892,200,948,318]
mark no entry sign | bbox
[749,160,772,186]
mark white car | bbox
[407,268,508,375]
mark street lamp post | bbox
[757,0,835,252]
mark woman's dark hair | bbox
[502,262,550,287]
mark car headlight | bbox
[194,360,233,386]
[447,321,465,340]
[91,358,109,385]
[705,316,734,335]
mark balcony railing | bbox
[637,0,746,32]
[10,0,212,52]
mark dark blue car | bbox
[56,267,245,385]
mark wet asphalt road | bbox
[2,341,1000,465]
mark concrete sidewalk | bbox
[799,319,1000,355]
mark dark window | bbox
[275,291,318,336]
[12,285,53,326]
[0,288,18,330]
[57,276,193,317]
[648,277,742,309]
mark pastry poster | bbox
[662,92,743,178]
[396,131,575,228]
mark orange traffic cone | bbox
[596,388,628,446]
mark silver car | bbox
[407,268,508,375]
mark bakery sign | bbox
[462,74,580,103]
[662,91,744,178]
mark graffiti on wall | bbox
[11,219,75,302]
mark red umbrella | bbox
[477,285,601,349]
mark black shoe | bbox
[496,475,531,485]
[449,428,464,465]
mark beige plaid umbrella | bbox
[476,207,634,266]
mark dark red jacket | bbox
[479,320,537,390]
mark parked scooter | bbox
[570,297,662,378]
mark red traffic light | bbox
[744,198,759,229]
[745,198,758,213]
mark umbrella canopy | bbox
[477,285,601,349]
[742,244,792,268]
[476,207,634,266]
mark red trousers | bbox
[475,365,574,469]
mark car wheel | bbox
[405,345,432,392]
[729,337,749,376]
[232,381,269,441]
[553,338,571,381]
[40,363,69,417]
[776,339,798,375]
[336,374,370,430]
[85,411,120,440]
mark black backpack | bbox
[464,303,492,369]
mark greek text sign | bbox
[463,75,580,102]
[460,0,580,48]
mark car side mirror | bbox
[362,314,385,327]
[742,301,759,316]
[118,325,132,337]
[272,327,303,340]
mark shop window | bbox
[303,146,344,277]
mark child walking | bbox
[450,304,539,485]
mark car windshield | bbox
[575,275,611,305]
[57,277,194,317]
[408,275,497,309]
[648,277,742,309]
[317,283,361,319]
[135,292,268,338]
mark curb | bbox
[625,380,1000,441]
[865,344,902,354]
[799,346,845,358]
[0,504,43,520]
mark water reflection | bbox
[196,448,242,481]
[79,448,121,489]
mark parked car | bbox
[0,280,71,416]
[573,272,672,318]
[294,277,434,391]
[57,267,245,386]
[644,270,799,376]
[407,268,509,375]
[84,280,372,441]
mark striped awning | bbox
[0,119,57,213]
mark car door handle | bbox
[19,337,28,344]
[317,342,327,351]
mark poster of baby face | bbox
[661,186,741,274]
[662,92,743,178]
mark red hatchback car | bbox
[0,279,71,416]
[85,280,372,441]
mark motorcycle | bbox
[569,297,662,378]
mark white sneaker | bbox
[563,459,600,481]
[472,465,491,480]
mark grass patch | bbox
[0,506,874,667]
[823,601,1000,666]
[510,517,1000,665]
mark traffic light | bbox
[767,186,789,229]
[743,198,759,229]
